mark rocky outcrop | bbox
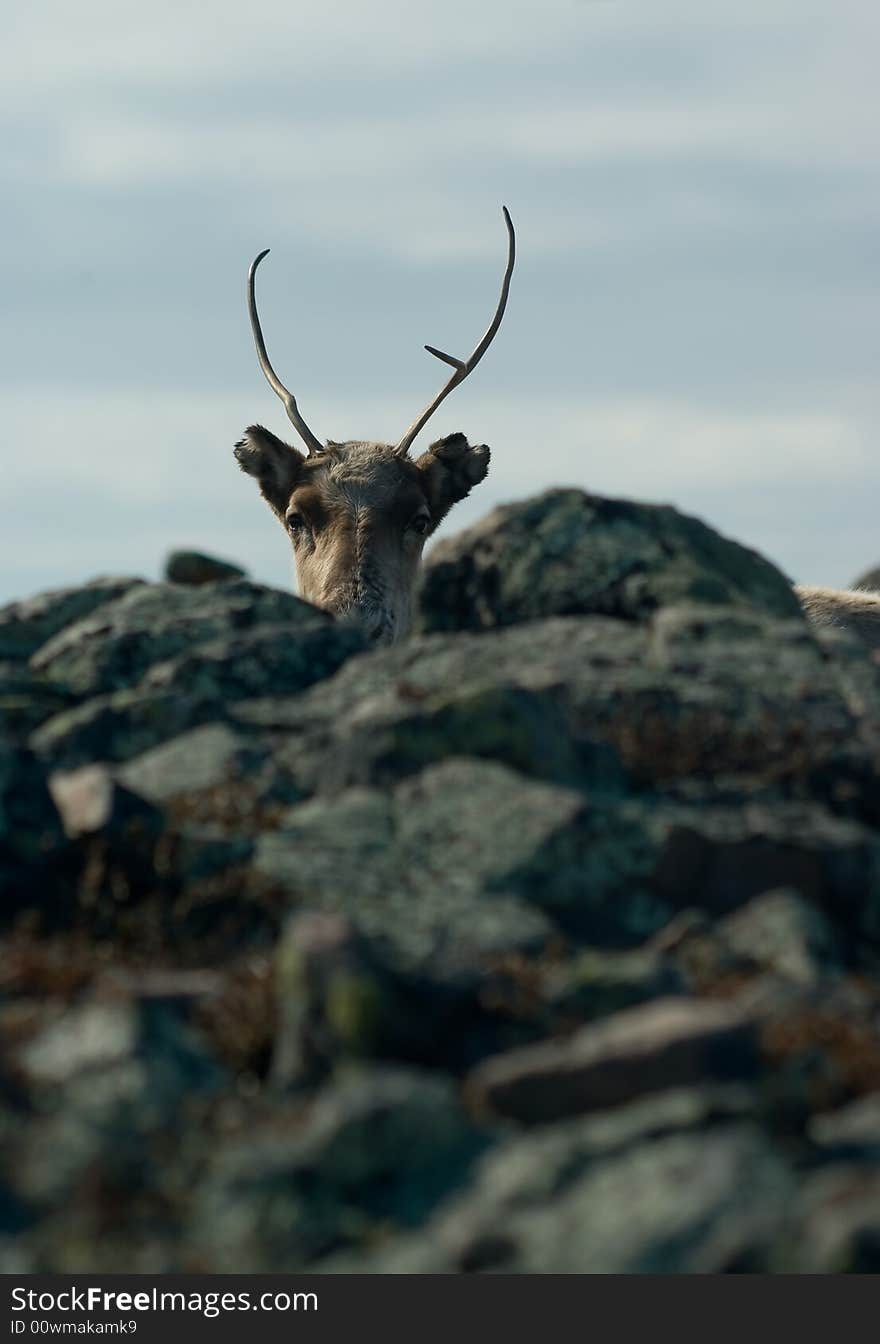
[4,492,880,1273]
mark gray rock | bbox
[253,761,562,992]
[30,580,333,699]
[782,1164,880,1272]
[333,1110,789,1273]
[12,993,224,1212]
[418,489,802,635]
[191,1067,483,1271]
[238,607,867,814]
[718,888,841,986]
[115,723,300,835]
[810,1093,880,1152]
[116,723,268,803]
[164,551,247,585]
[465,997,758,1125]
[0,577,143,661]
[30,686,230,771]
[138,621,366,704]
[29,621,364,771]
[0,662,73,741]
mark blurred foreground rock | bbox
[4,489,880,1273]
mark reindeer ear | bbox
[234,425,306,519]
[414,433,491,529]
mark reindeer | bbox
[794,585,880,649]
[235,208,880,652]
[234,208,515,645]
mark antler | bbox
[395,207,516,457]
[247,249,325,458]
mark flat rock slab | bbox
[466,996,758,1124]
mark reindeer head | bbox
[234,209,515,644]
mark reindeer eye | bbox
[409,513,431,537]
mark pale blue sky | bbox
[2,1,878,603]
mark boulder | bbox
[163,551,246,585]
[0,577,143,662]
[418,489,802,634]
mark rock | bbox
[138,622,366,704]
[29,620,365,771]
[30,686,231,771]
[465,997,758,1125]
[0,662,73,742]
[252,763,562,1029]
[418,489,802,635]
[116,723,269,804]
[717,888,841,986]
[810,1093,880,1152]
[48,765,162,840]
[0,578,143,662]
[30,580,335,699]
[191,1067,484,1271]
[12,992,224,1208]
[242,607,867,815]
[115,723,300,835]
[164,551,246,585]
[782,1165,880,1272]
[332,1101,789,1273]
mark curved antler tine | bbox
[247,250,325,458]
[395,206,516,457]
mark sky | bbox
[2,1,879,604]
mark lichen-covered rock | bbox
[29,580,337,699]
[239,607,873,819]
[329,1098,790,1273]
[190,1067,484,1271]
[29,621,365,771]
[418,489,803,634]
[0,662,73,742]
[9,488,880,1273]
[0,577,143,662]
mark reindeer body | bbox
[796,585,880,650]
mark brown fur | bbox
[796,585,880,651]
[234,428,490,644]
